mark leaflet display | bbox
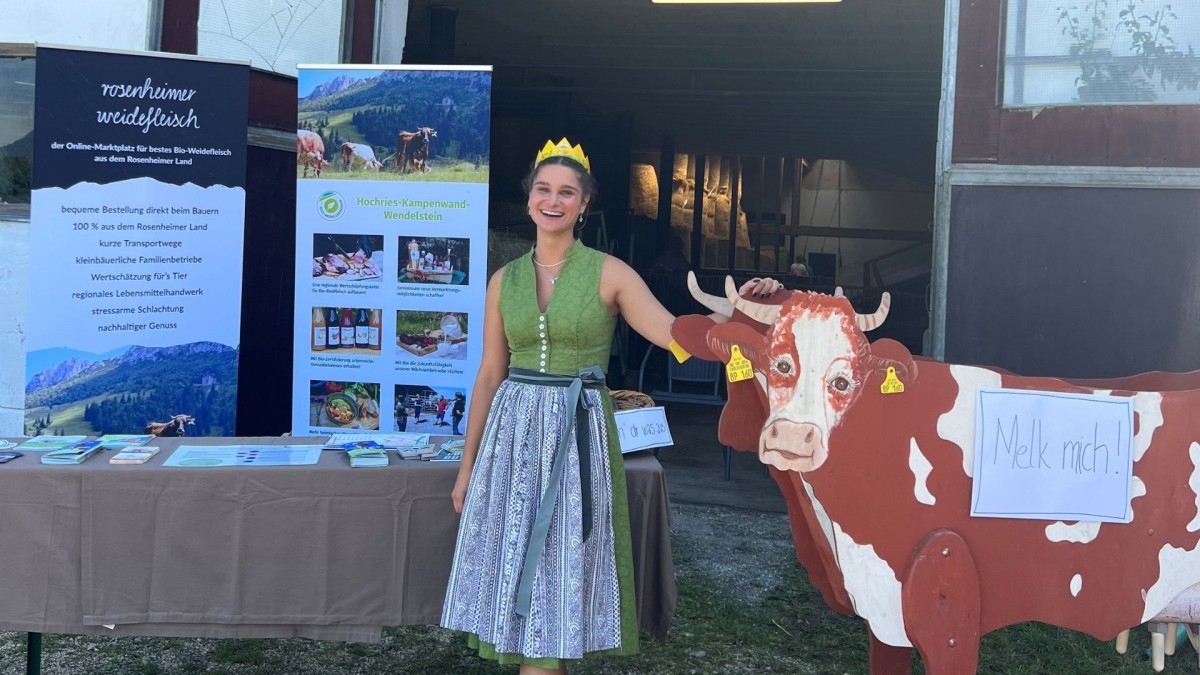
[291,65,492,437]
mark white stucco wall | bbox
[0,0,154,52]
[0,0,154,435]
[377,0,411,64]
[0,221,28,436]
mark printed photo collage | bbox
[306,232,473,434]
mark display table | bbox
[0,437,675,644]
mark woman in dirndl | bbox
[441,138,781,674]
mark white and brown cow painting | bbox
[672,273,1200,674]
[339,142,382,171]
[297,129,330,177]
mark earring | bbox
[578,214,584,223]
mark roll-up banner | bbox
[292,65,492,436]
[24,46,249,437]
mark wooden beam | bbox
[781,226,932,242]
[160,0,199,55]
[727,158,739,270]
[656,135,674,248]
[348,0,378,64]
[692,155,705,266]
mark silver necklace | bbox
[533,252,566,285]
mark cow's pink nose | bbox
[760,420,827,472]
[767,422,819,445]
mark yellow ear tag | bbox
[726,345,754,383]
[880,367,905,395]
[667,340,692,364]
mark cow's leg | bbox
[1115,629,1130,654]
[901,529,982,675]
[1149,622,1168,672]
[868,632,913,675]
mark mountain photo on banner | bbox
[297,68,491,183]
[24,342,238,437]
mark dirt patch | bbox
[670,503,794,609]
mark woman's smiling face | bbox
[528,164,589,235]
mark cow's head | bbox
[685,276,911,473]
[419,127,437,141]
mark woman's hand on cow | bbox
[707,278,783,324]
[740,277,783,298]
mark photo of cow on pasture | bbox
[296,68,491,183]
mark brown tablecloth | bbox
[0,437,675,643]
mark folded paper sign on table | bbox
[613,407,674,454]
[41,440,104,465]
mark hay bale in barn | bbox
[670,204,693,230]
[671,176,696,208]
[673,154,689,180]
[707,194,752,248]
[488,228,534,279]
[630,163,658,219]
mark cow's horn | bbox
[687,272,733,316]
[834,287,845,297]
[855,292,891,332]
[724,276,781,325]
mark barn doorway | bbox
[402,0,943,356]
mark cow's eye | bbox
[776,360,792,374]
[831,376,851,392]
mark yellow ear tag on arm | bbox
[726,345,754,383]
[667,340,692,364]
[880,367,905,395]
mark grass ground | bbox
[298,162,488,183]
[24,392,110,436]
[298,108,370,145]
[1,504,1197,674]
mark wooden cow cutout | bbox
[672,273,1200,674]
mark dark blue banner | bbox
[26,47,249,439]
[33,46,248,190]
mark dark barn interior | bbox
[402,0,945,356]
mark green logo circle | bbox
[318,191,345,221]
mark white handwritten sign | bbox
[971,388,1134,523]
[613,407,674,454]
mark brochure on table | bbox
[22,46,249,438]
[163,445,323,467]
[290,64,492,438]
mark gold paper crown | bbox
[535,138,591,173]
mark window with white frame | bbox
[197,0,348,76]
[1004,0,1200,106]
[0,54,34,214]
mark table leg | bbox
[26,632,42,675]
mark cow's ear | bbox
[866,338,918,384]
[671,315,720,361]
[707,322,769,370]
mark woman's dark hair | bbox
[521,156,599,203]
